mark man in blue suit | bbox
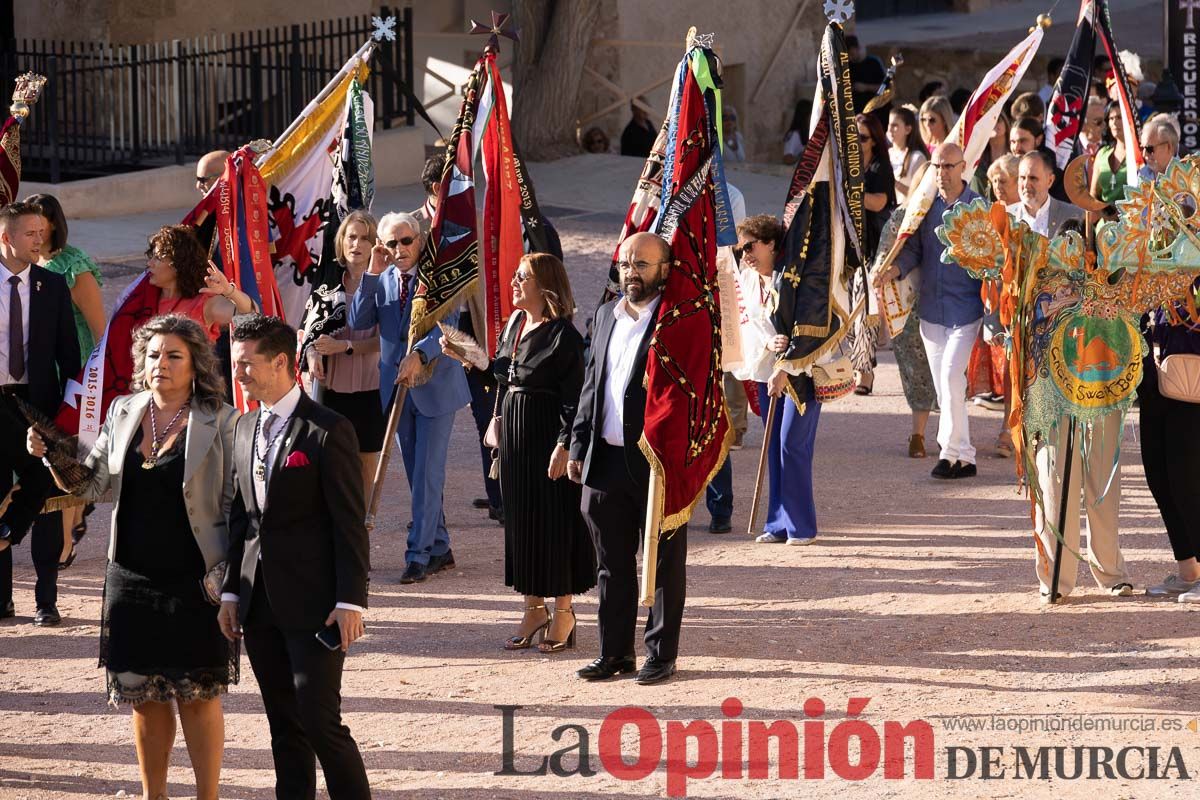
[349,211,470,584]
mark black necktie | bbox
[399,272,412,309]
[8,275,23,382]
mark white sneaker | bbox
[1178,584,1200,604]
[785,537,816,546]
[755,532,787,543]
[1146,574,1200,598]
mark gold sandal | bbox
[504,604,550,650]
[538,606,577,653]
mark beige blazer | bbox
[75,391,239,570]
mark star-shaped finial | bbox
[371,15,397,42]
[823,0,855,24]
[469,10,520,54]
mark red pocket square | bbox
[284,451,311,468]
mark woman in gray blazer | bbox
[28,313,237,800]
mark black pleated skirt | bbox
[500,391,596,597]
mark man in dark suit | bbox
[217,314,371,800]
[567,231,685,686]
[0,201,81,624]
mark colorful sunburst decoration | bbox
[934,201,1007,278]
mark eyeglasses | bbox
[386,236,417,248]
[732,240,762,258]
[514,270,533,282]
[195,174,220,189]
[616,259,667,273]
[931,161,963,170]
[1140,141,1169,155]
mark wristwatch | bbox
[344,342,354,355]
[223,281,237,298]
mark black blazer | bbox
[223,391,370,630]
[570,299,658,489]
[24,265,81,415]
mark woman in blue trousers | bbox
[732,214,821,545]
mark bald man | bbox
[568,231,684,686]
[877,142,984,479]
[195,150,230,195]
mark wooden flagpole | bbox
[747,395,777,535]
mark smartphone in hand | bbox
[315,621,341,651]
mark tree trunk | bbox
[511,0,602,161]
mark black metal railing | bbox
[0,6,414,183]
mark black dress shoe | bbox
[488,505,505,525]
[33,606,61,627]
[398,562,428,584]
[931,458,954,479]
[708,518,732,534]
[951,461,977,479]
[1,601,14,619]
[635,657,677,685]
[472,497,490,509]
[428,550,456,573]
[577,655,636,681]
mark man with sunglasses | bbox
[349,211,470,585]
[876,142,983,480]
[194,150,229,196]
[1137,116,1179,182]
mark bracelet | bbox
[223,281,237,298]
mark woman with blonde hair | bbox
[28,314,238,800]
[301,209,384,497]
[918,95,955,151]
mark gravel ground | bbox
[2,210,1198,800]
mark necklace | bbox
[143,400,190,469]
[253,410,294,482]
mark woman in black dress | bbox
[28,314,237,800]
[851,112,898,395]
[493,253,595,652]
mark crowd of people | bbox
[1,34,1199,800]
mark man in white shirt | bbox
[568,231,684,686]
[219,314,371,798]
[0,202,80,623]
[1006,150,1083,239]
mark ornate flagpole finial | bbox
[470,10,520,54]
[10,72,47,121]
[823,0,855,24]
[371,15,397,42]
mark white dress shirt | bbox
[600,296,661,447]
[1008,198,1051,238]
[0,260,32,386]
[223,382,363,613]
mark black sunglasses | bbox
[386,236,417,248]
[732,240,762,258]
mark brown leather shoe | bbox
[908,433,926,458]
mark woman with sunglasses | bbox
[918,96,955,152]
[300,210,384,500]
[732,215,822,546]
[446,254,595,651]
[850,113,897,396]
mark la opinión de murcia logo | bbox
[496,699,1193,795]
[497,697,935,795]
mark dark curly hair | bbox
[737,214,785,252]
[146,225,208,298]
[131,314,226,411]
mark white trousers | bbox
[919,318,982,464]
[1032,412,1127,596]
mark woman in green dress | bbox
[28,193,105,567]
[1090,102,1130,205]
